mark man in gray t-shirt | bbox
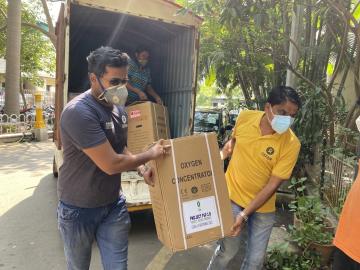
[57,47,167,270]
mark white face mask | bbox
[268,106,295,134]
[97,77,128,106]
[356,115,360,132]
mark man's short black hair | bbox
[267,86,302,109]
[87,46,129,77]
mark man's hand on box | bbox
[143,166,155,187]
[148,139,171,160]
[138,91,148,101]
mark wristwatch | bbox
[239,211,249,222]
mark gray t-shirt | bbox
[58,89,128,208]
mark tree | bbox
[178,0,294,109]
[179,0,359,167]
[0,0,56,114]
[4,0,21,115]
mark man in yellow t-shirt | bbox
[208,86,301,270]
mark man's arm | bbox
[231,175,283,236]
[145,85,162,104]
[220,137,236,160]
[126,83,148,100]
[122,147,156,186]
[83,139,168,175]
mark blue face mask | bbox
[268,106,294,134]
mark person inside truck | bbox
[126,46,163,105]
[207,86,301,270]
[57,46,169,270]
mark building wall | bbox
[334,69,358,111]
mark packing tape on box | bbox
[170,138,188,249]
[164,106,169,138]
[151,102,160,140]
[151,103,169,140]
[204,133,225,238]
[170,133,225,250]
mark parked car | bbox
[194,108,223,133]
[194,108,231,147]
[228,109,239,126]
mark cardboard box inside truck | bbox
[126,102,171,154]
[148,133,233,252]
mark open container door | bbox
[54,3,66,150]
[53,2,70,177]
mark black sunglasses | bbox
[109,78,128,86]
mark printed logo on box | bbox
[182,196,220,235]
[130,110,141,119]
[191,186,198,194]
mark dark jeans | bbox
[333,248,360,270]
[57,196,131,270]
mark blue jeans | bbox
[57,196,131,270]
[207,202,275,270]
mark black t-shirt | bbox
[58,89,128,208]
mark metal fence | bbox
[0,88,55,111]
[321,155,356,213]
[0,113,54,135]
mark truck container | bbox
[53,0,202,212]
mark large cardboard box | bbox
[126,102,171,154]
[148,133,233,251]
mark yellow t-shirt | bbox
[226,110,301,213]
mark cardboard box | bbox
[148,133,233,252]
[126,102,171,154]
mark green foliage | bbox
[265,243,321,270]
[288,177,307,198]
[351,2,360,27]
[292,85,328,166]
[178,0,359,166]
[288,196,330,225]
[288,195,334,252]
[178,0,292,109]
[196,80,217,108]
[289,221,333,248]
[0,0,55,86]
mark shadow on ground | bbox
[0,174,65,270]
[0,141,54,174]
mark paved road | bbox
[0,140,291,270]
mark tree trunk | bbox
[19,74,27,111]
[40,0,54,35]
[237,72,252,108]
[4,0,21,115]
[286,3,304,88]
